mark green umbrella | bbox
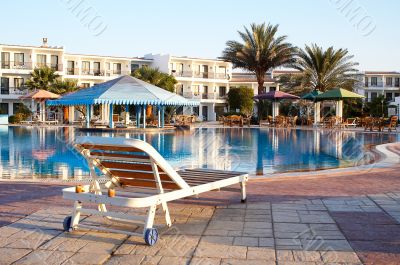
[301,90,323,102]
[315,88,364,100]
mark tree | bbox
[50,79,80,95]
[288,44,359,92]
[132,67,178,120]
[221,23,295,95]
[365,95,388,117]
[228,86,254,116]
[132,67,177,92]
[25,66,59,90]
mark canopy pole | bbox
[109,104,114,128]
[161,106,165,128]
[158,106,161,128]
[143,105,146,129]
[125,104,130,126]
[85,104,90,128]
[136,106,140,128]
[314,102,321,126]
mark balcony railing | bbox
[171,71,193,78]
[1,61,32,70]
[365,81,400,88]
[66,68,79,75]
[0,87,29,95]
[34,63,63,71]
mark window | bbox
[386,93,393,101]
[1,52,10,69]
[371,77,377,86]
[14,78,24,89]
[177,63,184,74]
[395,78,400,87]
[67,61,75,75]
[113,63,121,75]
[176,84,183,95]
[0,103,8,115]
[36,54,46,67]
[1,77,9,94]
[131,63,139,74]
[82,61,90,75]
[51,55,59,71]
[395,93,400,98]
[193,85,200,96]
[93,62,101,76]
[81,83,90,88]
[364,77,368,87]
[14,53,24,66]
[386,77,393,86]
[371,92,378,100]
[13,103,24,114]
[219,86,227,97]
[270,87,276,92]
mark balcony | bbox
[1,61,32,70]
[34,63,63,71]
[66,68,79,75]
[0,87,29,96]
[171,71,193,78]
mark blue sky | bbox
[1,0,399,71]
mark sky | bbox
[1,0,399,71]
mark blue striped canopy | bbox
[47,75,199,106]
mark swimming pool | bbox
[0,126,399,179]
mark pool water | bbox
[0,126,399,179]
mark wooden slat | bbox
[90,151,150,160]
[119,178,180,190]
[179,172,229,179]
[109,170,172,181]
[80,144,143,153]
[185,168,244,175]
[101,161,164,173]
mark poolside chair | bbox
[62,136,248,246]
[386,116,398,132]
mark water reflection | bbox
[0,126,398,179]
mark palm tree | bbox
[50,79,79,95]
[221,23,295,95]
[132,67,177,92]
[290,44,359,92]
[25,66,59,90]
[132,67,178,118]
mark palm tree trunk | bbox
[256,72,265,120]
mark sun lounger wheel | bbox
[63,216,72,232]
[144,228,158,246]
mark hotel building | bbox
[0,39,151,118]
[357,71,400,102]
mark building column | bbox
[336,100,343,120]
[8,102,13,116]
[109,104,114,128]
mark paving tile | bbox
[320,251,361,263]
[13,250,75,265]
[0,248,31,264]
[64,252,111,265]
[104,254,145,265]
[247,247,275,260]
[194,242,247,259]
[189,257,221,265]
[233,236,258,247]
[158,256,190,265]
[221,258,275,265]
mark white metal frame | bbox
[63,136,248,241]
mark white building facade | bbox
[0,40,151,118]
[145,54,232,121]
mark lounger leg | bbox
[240,181,247,203]
[144,205,157,234]
[71,201,82,230]
[161,202,172,227]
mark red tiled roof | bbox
[365,71,400,75]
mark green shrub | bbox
[228,86,254,116]
[8,115,18,124]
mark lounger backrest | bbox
[75,136,190,190]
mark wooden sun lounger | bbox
[62,136,248,246]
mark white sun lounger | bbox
[62,136,248,245]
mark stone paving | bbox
[1,191,400,265]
